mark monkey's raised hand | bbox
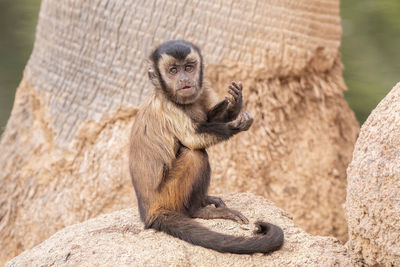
[225,81,243,119]
[229,110,253,132]
[206,81,245,123]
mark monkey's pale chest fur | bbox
[132,92,207,165]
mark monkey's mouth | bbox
[180,86,192,91]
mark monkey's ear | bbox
[147,62,161,88]
[148,66,156,80]
[147,60,155,78]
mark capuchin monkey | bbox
[129,40,283,254]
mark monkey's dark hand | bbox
[229,110,253,132]
[207,81,243,122]
[225,81,243,120]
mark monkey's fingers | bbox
[242,110,253,121]
[232,81,243,92]
[243,111,250,120]
[236,110,253,131]
[243,117,254,131]
[229,209,250,225]
[237,112,244,123]
[228,88,239,102]
[229,85,241,98]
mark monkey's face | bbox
[157,50,203,105]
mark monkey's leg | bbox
[192,206,249,224]
[151,148,210,217]
[157,147,248,225]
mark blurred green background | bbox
[0,0,399,134]
[0,0,40,133]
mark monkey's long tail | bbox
[147,211,284,254]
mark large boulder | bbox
[346,82,400,266]
[6,193,357,266]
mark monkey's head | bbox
[148,40,204,105]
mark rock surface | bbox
[346,82,400,266]
[7,194,355,267]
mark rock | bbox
[7,193,356,267]
[346,82,400,266]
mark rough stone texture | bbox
[346,82,400,266]
[0,0,359,264]
[6,194,357,267]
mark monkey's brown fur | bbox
[129,40,283,254]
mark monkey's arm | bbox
[206,99,230,122]
[207,81,243,122]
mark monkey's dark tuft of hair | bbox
[150,40,201,66]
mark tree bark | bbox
[0,0,359,264]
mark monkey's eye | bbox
[185,65,194,72]
[169,67,178,74]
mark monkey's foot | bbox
[204,196,227,208]
[193,206,249,224]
